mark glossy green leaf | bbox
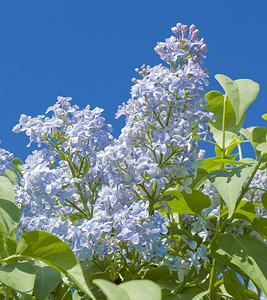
[33,261,62,300]
[220,200,256,223]
[213,234,267,297]
[93,279,162,300]
[204,91,245,147]
[0,261,36,294]
[215,74,259,124]
[164,189,211,215]
[0,176,15,202]
[224,269,249,299]
[207,161,256,217]
[16,230,95,299]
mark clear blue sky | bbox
[1,0,266,161]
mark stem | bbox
[235,154,266,209]
[238,143,243,160]
[209,259,218,300]
[221,94,227,153]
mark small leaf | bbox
[207,162,256,217]
[224,269,249,299]
[33,261,62,300]
[0,176,15,202]
[164,189,211,215]
[256,142,267,153]
[16,230,95,299]
[212,234,267,297]
[58,150,67,161]
[241,127,267,158]
[11,158,23,176]
[215,74,259,124]
[0,261,36,294]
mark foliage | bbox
[0,22,266,299]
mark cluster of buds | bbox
[132,64,151,83]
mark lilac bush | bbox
[0,22,266,300]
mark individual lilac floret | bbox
[0,142,14,175]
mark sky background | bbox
[0,0,266,161]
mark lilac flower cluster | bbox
[14,23,213,274]
[0,141,14,175]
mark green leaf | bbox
[262,113,267,121]
[241,127,267,158]
[256,142,267,153]
[261,192,267,210]
[0,176,15,202]
[4,169,18,184]
[54,282,73,300]
[207,162,256,217]
[0,199,19,259]
[11,158,23,177]
[200,155,244,173]
[224,269,249,299]
[212,234,267,297]
[33,261,62,300]
[120,280,162,300]
[93,279,129,300]
[252,217,267,240]
[16,230,95,300]
[220,200,257,223]
[204,91,245,147]
[58,150,67,161]
[163,190,211,215]
[225,135,244,156]
[0,261,36,294]
[93,279,162,300]
[192,290,209,300]
[0,199,20,234]
[215,74,259,124]
[0,232,17,259]
[163,287,206,300]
